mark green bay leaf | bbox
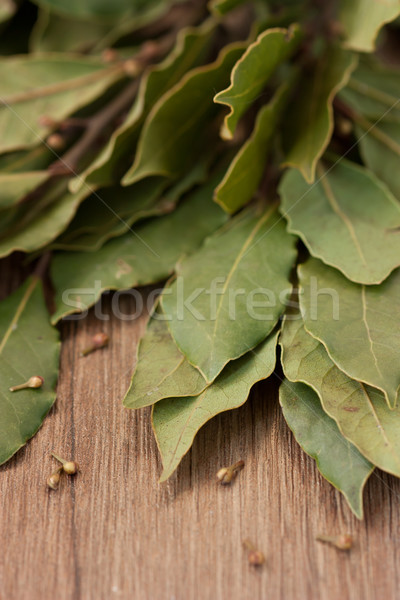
[357,121,400,200]
[31,0,169,21]
[0,145,54,173]
[209,0,246,15]
[299,258,400,408]
[124,308,207,410]
[339,59,400,124]
[50,178,167,252]
[64,151,212,252]
[0,181,91,258]
[51,176,228,323]
[123,41,246,185]
[79,19,216,189]
[153,331,278,481]
[161,205,296,383]
[280,315,400,478]
[0,277,60,465]
[279,160,400,284]
[215,79,291,213]
[0,54,123,153]
[30,7,113,53]
[279,379,373,519]
[0,171,48,211]
[339,0,400,52]
[214,25,301,140]
[282,46,356,183]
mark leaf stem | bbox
[0,63,125,106]
[334,97,400,156]
[49,28,180,175]
[33,251,51,281]
[49,78,141,175]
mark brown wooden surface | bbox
[1,261,400,600]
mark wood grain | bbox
[0,257,400,600]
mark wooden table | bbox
[1,259,399,600]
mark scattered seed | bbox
[243,539,265,566]
[47,467,62,490]
[9,375,44,392]
[216,460,244,484]
[81,332,109,356]
[316,533,353,551]
[63,461,79,475]
[52,453,79,475]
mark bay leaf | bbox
[209,0,246,15]
[0,171,48,211]
[0,54,124,153]
[339,59,400,124]
[152,331,278,481]
[298,258,400,408]
[339,0,400,52]
[161,205,296,383]
[357,121,400,200]
[0,145,54,173]
[0,277,60,465]
[214,25,301,140]
[280,315,400,478]
[282,46,357,183]
[30,7,113,54]
[122,41,246,185]
[215,79,291,214]
[124,307,207,410]
[51,177,166,251]
[0,181,91,258]
[279,160,400,284]
[79,19,216,189]
[62,154,212,251]
[279,379,373,519]
[31,0,166,21]
[51,176,228,323]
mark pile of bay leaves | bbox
[1,0,400,519]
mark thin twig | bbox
[334,96,400,155]
[33,252,51,281]
[49,28,180,175]
[49,79,141,174]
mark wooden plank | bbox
[0,259,400,600]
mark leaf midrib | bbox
[361,285,385,384]
[0,278,37,355]
[359,383,393,450]
[311,344,400,471]
[348,77,400,112]
[318,165,367,266]
[0,63,121,105]
[208,206,276,365]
